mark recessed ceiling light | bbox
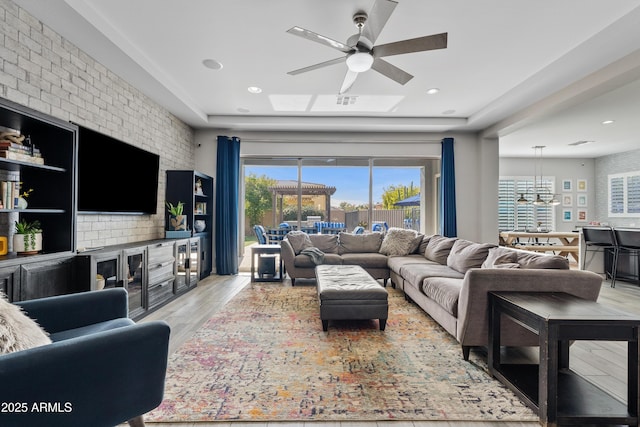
[237,107,250,113]
[568,140,593,146]
[442,109,456,115]
[426,88,439,95]
[247,86,262,94]
[602,119,615,125]
[202,59,223,70]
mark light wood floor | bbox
[140,272,640,427]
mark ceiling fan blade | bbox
[373,33,448,57]
[286,26,353,53]
[361,0,398,45]
[371,58,413,85]
[287,57,346,75]
[339,70,359,94]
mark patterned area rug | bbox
[147,283,538,422]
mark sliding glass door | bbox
[243,157,437,236]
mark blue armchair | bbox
[0,288,170,427]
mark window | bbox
[609,171,640,217]
[499,177,555,231]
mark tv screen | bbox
[76,125,160,214]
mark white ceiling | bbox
[13,0,640,157]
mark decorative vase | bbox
[194,220,206,233]
[170,214,187,231]
[13,232,42,254]
[17,197,28,209]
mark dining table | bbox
[498,231,580,263]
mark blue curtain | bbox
[215,135,240,275]
[440,137,457,237]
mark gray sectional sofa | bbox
[280,229,603,359]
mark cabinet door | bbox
[174,239,189,293]
[199,234,211,278]
[18,256,79,301]
[188,238,200,286]
[0,265,20,302]
[123,248,146,319]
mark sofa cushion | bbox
[446,239,495,274]
[379,227,421,256]
[341,252,389,269]
[424,235,457,264]
[1,292,51,354]
[387,254,435,273]
[294,253,342,268]
[286,231,313,254]
[421,277,464,317]
[338,232,383,254]
[308,234,339,254]
[516,252,570,269]
[481,247,518,268]
[399,263,464,287]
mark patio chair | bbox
[253,225,268,244]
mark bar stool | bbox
[613,227,640,286]
[582,226,619,287]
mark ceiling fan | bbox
[286,0,447,94]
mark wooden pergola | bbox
[268,180,337,225]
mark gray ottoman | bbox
[315,264,388,331]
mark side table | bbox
[250,244,283,282]
[488,291,640,427]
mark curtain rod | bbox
[241,138,443,145]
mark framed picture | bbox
[562,179,572,192]
[577,179,588,192]
[577,194,588,207]
[577,209,588,222]
[562,209,573,222]
[562,194,573,207]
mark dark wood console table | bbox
[488,291,640,427]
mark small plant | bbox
[166,201,184,216]
[14,219,42,251]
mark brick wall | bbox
[0,0,195,248]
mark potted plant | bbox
[166,201,186,231]
[14,219,42,254]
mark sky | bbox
[246,165,420,206]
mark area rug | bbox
[147,283,538,422]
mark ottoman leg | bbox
[380,319,387,331]
[322,319,329,331]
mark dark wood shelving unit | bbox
[0,96,78,302]
[166,170,213,278]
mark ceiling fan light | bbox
[346,52,373,73]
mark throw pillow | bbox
[424,235,457,264]
[446,239,496,274]
[415,234,432,254]
[338,232,383,254]
[379,227,420,256]
[481,247,518,268]
[286,231,313,255]
[0,292,51,354]
[309,234,339,254]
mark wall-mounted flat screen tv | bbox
[75,124,160,214]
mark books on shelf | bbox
[0,181,20,210]
[0,134,45,165]
[195,202,207,214]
